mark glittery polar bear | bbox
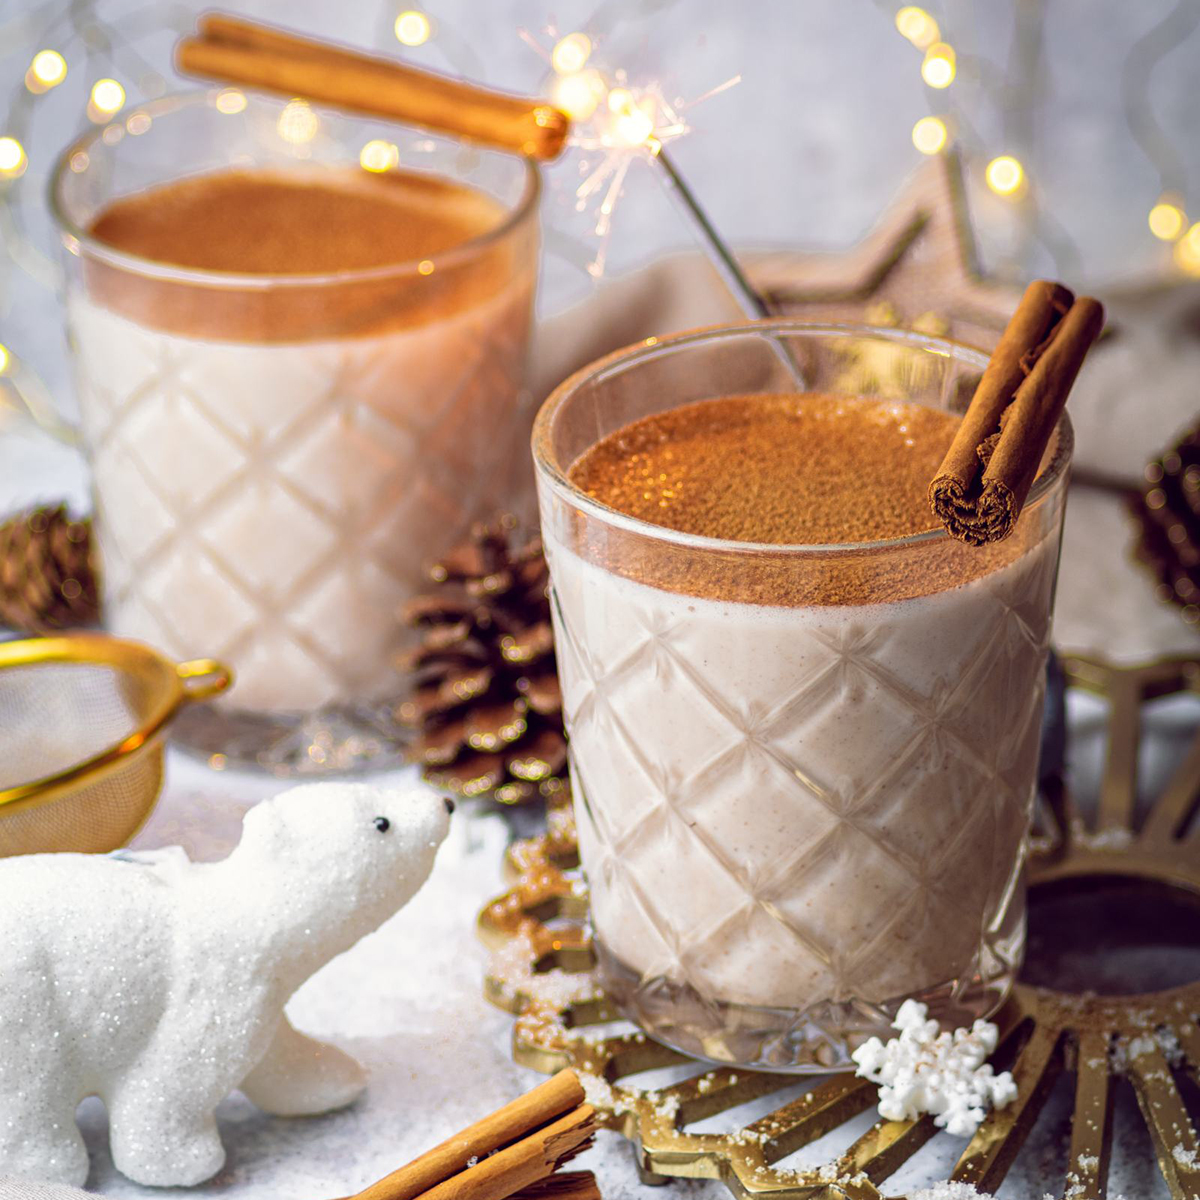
[0,781,453,1188]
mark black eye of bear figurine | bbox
[373,817,390,833]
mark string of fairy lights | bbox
[1,0,1199,423]
[882,2,1200,277]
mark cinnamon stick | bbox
[509,1173,601,1200]
[348,1070,587,1200]
[929,280,1104,544]
[415,1105,596,1200]
[176,14,570,160]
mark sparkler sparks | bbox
[526,26,739,277]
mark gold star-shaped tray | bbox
[478,653,1200,1200]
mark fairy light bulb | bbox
[215,88,247,115]
[29,50,67,90]
[985,154,1025,197]
[895,6,940,49]
[552,69,603,120]
[1149,198,1186,242]
[89,78,125,116]
[1175,223,1200,276]
[0,344,10,374]
[0,137,27,178]
[911,115,948,155]
[360,139,399,172]
[921,43,956,88]
[277,99,318,145]
[551,32,591,75]
[394,11,431,46]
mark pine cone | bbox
[0,504,100,634]
[398,517,567,805]
[1128,422,1200,623]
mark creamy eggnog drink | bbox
[53,93,537,767]
[533,323,1071,1070]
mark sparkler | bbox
[527,28,770,316]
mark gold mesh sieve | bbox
[0,634,231,857]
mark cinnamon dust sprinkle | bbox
[562,394,1049,607]
[90,167,506,275]
[83,166,529,341]
[570,394,958,545]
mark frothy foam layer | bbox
[569,394,959,545]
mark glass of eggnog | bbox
[50,90,538,771]
[533,320,1070,1071]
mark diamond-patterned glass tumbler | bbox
[532,322,1072,1071]
[50,92,539,772]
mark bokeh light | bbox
[551,33,591,76]
[29,50,67,90]
[360,139,399,172]
[394,11,431,46]
[1149,199,1186,242]
[921,43,956,88]
[985,155,1025,197]
[0,137,27,178]
[552,69,604,121]
[911,115,948,155]
[1175,223,1200,276]
[0,344,9,374]
[895,6,940,49]
[215,88,247,115]
[277,99,318,145]
[89,78,125,116]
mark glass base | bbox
[594,936,1020,1073]
[172,699,411,775]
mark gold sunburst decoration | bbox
[479,653,1200,1200]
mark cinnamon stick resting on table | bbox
[929,279,1105,545]
[343,1069,597,1200]
[177,13,570,160]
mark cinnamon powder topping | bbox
[89,167,505,275]
[570,394,959,545]
[562,393,1051,607]
[82,166,528,342]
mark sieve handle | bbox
[176,659,233,702]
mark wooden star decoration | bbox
[747,150,1020,352]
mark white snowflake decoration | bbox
[851,1000,1018,1138]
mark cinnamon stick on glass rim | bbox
[176,13,570,160]
[929,279,1104,545]
[342,1069,595,1200]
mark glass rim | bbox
[47,89,542,291]
[532,318,1074,556]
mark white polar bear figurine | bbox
[0,781,453,1188]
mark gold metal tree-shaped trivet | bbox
[478,653,1200,1200]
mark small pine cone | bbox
[1128,423,1200,625]
[397,516,568,805]
[0,505,100,634]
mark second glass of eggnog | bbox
[51,90,538,771]
[533,321,1070,1071]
